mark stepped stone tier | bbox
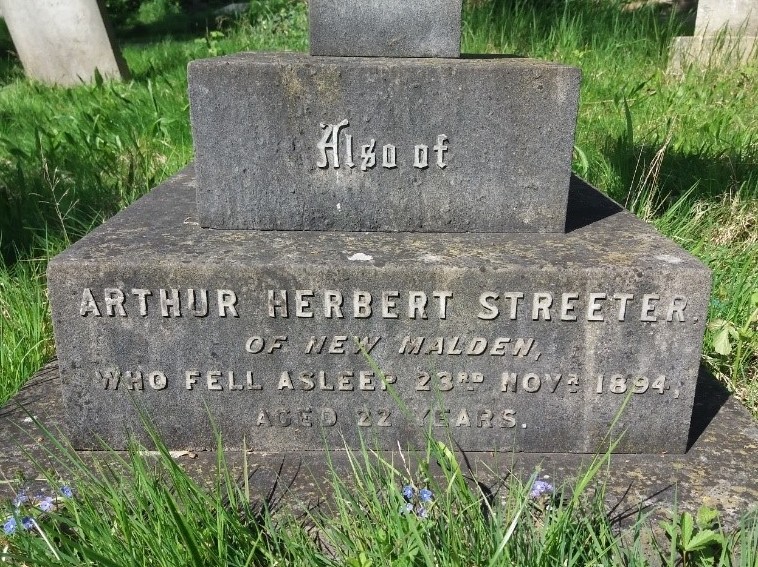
[47,168,710,453]
[189,54,580,233]
[47,0,711,454]
[309,0,463,57]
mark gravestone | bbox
[670,0,758,72]
[47,1,710,454]
[0,0,128,85]
[308,0,462,57]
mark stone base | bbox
[669,35,757,73]
[47,166,710,454]
[308,0,462,57]
[1,362,756,531]
[188,53,580,233]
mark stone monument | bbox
[0,0,128,85]
[47,1,710,455]
[670,0,757,72]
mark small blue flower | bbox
[21,517,34,530]
[415,505,428,519]
[3,517,16,535]
[60,485,73,499]
[38,495,55,512]
[13,490,29,508]
[418,488,433,502]
[399,501,414,515]
[402,485,415,500]
[529,480,554,499]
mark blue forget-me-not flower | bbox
[400,484,434,518]
[529,480,555,499]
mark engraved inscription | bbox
[254,407,337,427]
[79,287,691,324]
[80,288,238,318]
[477,291,689,322]
[595,374,669,395]
[267,290,453,319]
[417,408,517,428]
[82,276,694,449]
[317,119,449,170]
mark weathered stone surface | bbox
[47,166,711,453]
[0,0,128,85]
[308,0,462,58]
[188,53,581,233]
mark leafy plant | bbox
[660,506,729,566]
[708,290,758,401]
[195,30,226,57]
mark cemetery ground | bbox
[0,0,756,563]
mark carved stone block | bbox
[188,53,581,233]
[48,167,711,453]
[308,0,463,58]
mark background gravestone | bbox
[0,0,128,85]
[670,0,758,72]
[46,0,711,455]
[694,0,758,35]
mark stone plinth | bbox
[47,167,711,454]
[308,0,463,58]
[0,0,128,85]
[188,53,581,233]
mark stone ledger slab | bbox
[308,0,463,58]
[47,166,711,453]
[188,53,581,233]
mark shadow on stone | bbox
[608,482,674,528]
[0,363,58,421]
[564,175,623,232]
[245,457,305,516]
[459,53,524,60]
[686,364,731,451]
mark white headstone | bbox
[695,0,758,35]
[670,0,758,72]
[0,0,128,85]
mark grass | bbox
[0,0,756,561]
[2,414,755,566]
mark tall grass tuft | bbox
[3,416,286,566]
[4,415,756,565]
